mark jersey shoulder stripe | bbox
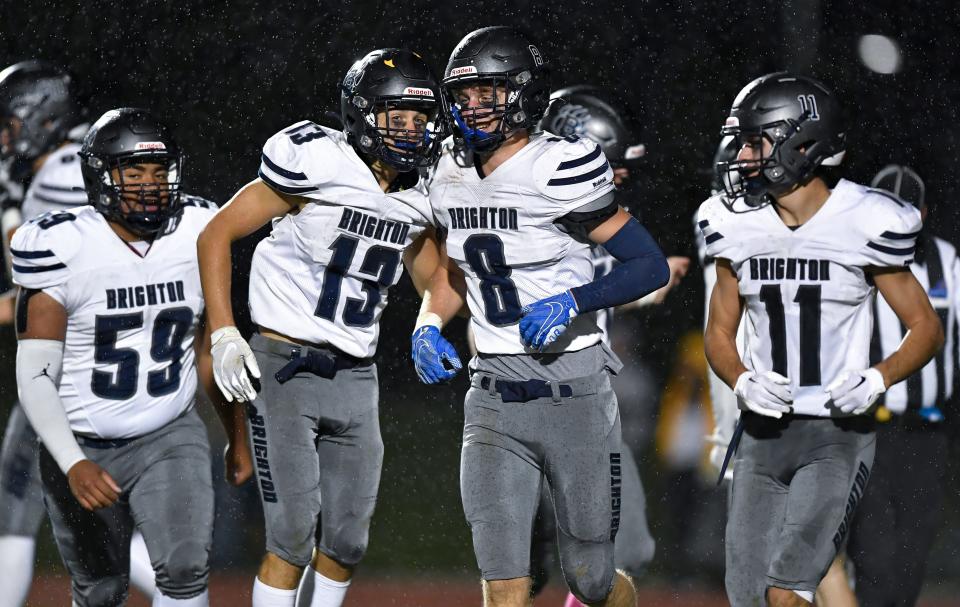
[842,180,923,267]
[556,144,602,171]
[258,170,319,195]
[261,152,308,181]
[10,209,86,288]
[9,248,57,260]
[534,134,615,207]
[547,160,610,186]
[258,120,339,197]
[865,240,915,256]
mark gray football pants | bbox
[725,412,876,606]
[461,370,622,605]
[39,407,213,607]
[530,440,655,593]
[247,334,383,568]
[0,404,44,537]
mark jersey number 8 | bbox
[464,234,522,326]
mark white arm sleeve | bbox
[15,339,86,474]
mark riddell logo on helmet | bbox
[135,141,166,151]
[403,86,435,97]
[449,66,477,77]
[725,117,739,127]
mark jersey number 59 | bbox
[92,308,193,400]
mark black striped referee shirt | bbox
[870,234,959,416]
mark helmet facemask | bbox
[445,72,539,153]
[358,97,440,172]
[717,111,824,207]
[88,152,184,238]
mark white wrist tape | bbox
[415,311,443,330]
[16,339,86,474]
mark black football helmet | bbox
[711,135,739,196]
[539,85,645,169]
[341,48,442,172]
[717,72,846,204]
[442,26,550,153]
[79,108,184,238]
[0,61,79,164]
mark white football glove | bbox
[210,327,261,403]
[825,368,886,415]
[733,371,793,419]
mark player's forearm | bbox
[197,227,236,331]
[874,313,944,388]
[418,263,466,327]
[16,339,86,474]
[704,325,749,390]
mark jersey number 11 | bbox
[759,284,822,386]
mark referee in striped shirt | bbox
[847,165,959,607]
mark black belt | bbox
[74,435,140,449]
[478,376,573,403]
[275,344,371,384]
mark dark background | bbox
[2,0,959,598]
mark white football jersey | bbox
[12,199,217,438]
[250,121,432,358]
[20,143,88,221]
[697,179,922,417]
[429,132,615,354]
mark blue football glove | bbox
[519,291,579,351]
[411,326,462,384]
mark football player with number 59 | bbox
[13,108,246,607]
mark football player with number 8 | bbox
[412,27,669,607]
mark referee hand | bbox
[67,460,121,511]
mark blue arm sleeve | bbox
[570,217,669,313]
